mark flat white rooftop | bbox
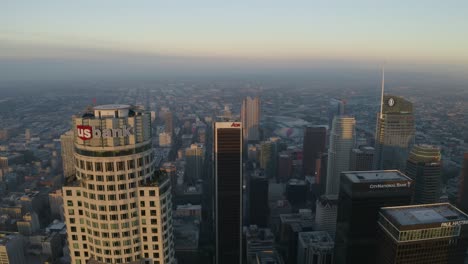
[94,104,130,110]
[381,203,468,227]
[343,170,410,183]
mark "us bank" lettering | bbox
[77,125,133,141]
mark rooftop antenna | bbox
[379,64,385,118]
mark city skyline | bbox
[0,2,467,263]
[0,77,466,263]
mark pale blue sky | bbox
[1,1,468,80]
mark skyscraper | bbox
[405,144,442,204]
[259,137,280,179]
[349,146,374,171]
[185,143,205,183]
[457,153,468,213]
[277,153,292,182]
[49,189,64,221]
[326,117,355,195]
[302,126,327,177]
[60,130,75,180]
[214,122,243,264]
[315,194,338,237]
[241,96,260,142]
[374,94,415,171]
[377,203,468,264]
[328,98,345,131]
[286,179,307,207]
[63,104,174,264]
[249,174,269,227]
[317,153,328,195]
[297,231,334,264]
[334,170,413,264]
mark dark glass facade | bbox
[214,124,242,264]
[302,126,326,177]
[334,171,413,264]
[249,175,268,227]
[405,145,441,204]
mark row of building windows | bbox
[398,226,460,242]
[66,196,166,211]
[67,208,163,220]
[74,244,172,262]
[71,228,150,239]
[76,167,152,180]
[73,244,172,264]
[75,153,153,173]
[66,185,162,202]
[65,188,166,200]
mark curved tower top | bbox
[73,104,151,150]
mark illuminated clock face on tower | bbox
[388,98,395,107]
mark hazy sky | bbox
[1,1,468,80]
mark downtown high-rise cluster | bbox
[235,73,468,264]
[55,75,468,264]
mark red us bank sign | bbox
[77,125,133,141]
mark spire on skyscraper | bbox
[380,65,385,119]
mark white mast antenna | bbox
[379,65,385,118]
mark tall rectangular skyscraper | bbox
[248,174,268,227]
[259,137,280,179]
[374,95,415,171]
[60,130,75,180]
[405,144,442,204]
[241,97,260,142]
[335,170,413,264]
[377,203,468,264]
[63,104,174,264]
[185,143,205,183]
[302,126,327,177]
[214,122,243,264]
[326,117,355,195]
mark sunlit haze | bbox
[2,1,468,80]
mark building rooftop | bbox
[93,104,131,110]
[46,220,66,232]
[279,211,314,226]
[176,204,201,210]
[138,172,170,188]
[352,146,375,154]
[408,144,441,163]
[298,231,334,249]
[343,170,411,183]
[255,250,284,264]
[381,203,468,228]
[288,179,306,186]
[244,225,275,241]
[173,217,199,250]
